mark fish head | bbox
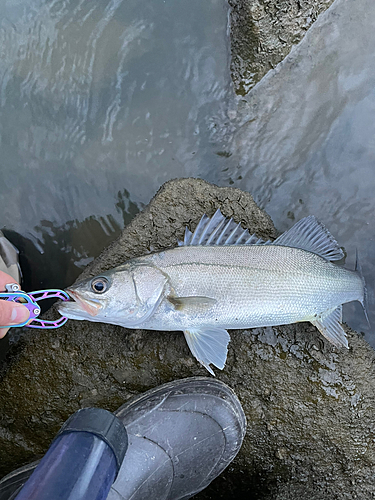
[58,263,168,327]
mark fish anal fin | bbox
[183,327,230,375]
[311,306,348,349]
[274,216,344,261]
[168,296,216,311]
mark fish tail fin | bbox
[355,248,370,328]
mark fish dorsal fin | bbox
[311,306,347,348]
[273,216,344,261]
[179,209,266,247]
[178,211,342,260]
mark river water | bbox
[0,0,374,346]
[220,0,375,343]
[0,0,234,289]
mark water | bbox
[0,0,234,289]
[219,0,375,343]
[0,0,375,346]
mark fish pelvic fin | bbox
[355,248,370,328]
[274,216,344,261]
[183,327,231,375]
[311,306,349,349]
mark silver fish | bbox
[59,210,367,374]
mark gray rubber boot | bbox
[0,377,246,500]
[109,377,246,500]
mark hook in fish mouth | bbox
[59,289,103,317]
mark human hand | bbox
[0,270,30,338]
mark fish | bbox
[58,209,367,375]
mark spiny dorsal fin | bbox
[178,209,266,247]
[273,216,344,261]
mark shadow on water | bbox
[2,189,139,292]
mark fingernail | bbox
[10,304,30,324]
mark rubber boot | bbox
[0,377,246,500]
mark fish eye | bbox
[91,277,109,294]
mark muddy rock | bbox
[1,178,375,499]
[229,0,335,94]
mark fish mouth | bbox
[58,289,103,318]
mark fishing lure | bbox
[0,283,69,329]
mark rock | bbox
[229,0,335,94]
[1,178,375,499]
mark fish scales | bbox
[139,245,362,331]
[59,210,367,374]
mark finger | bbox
[0,327,10,338]
[0,301,30,338]
[0,269,19,289]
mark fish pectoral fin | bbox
[183,327,230,376]
[311,306,348,349]
[168,296,216,311]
